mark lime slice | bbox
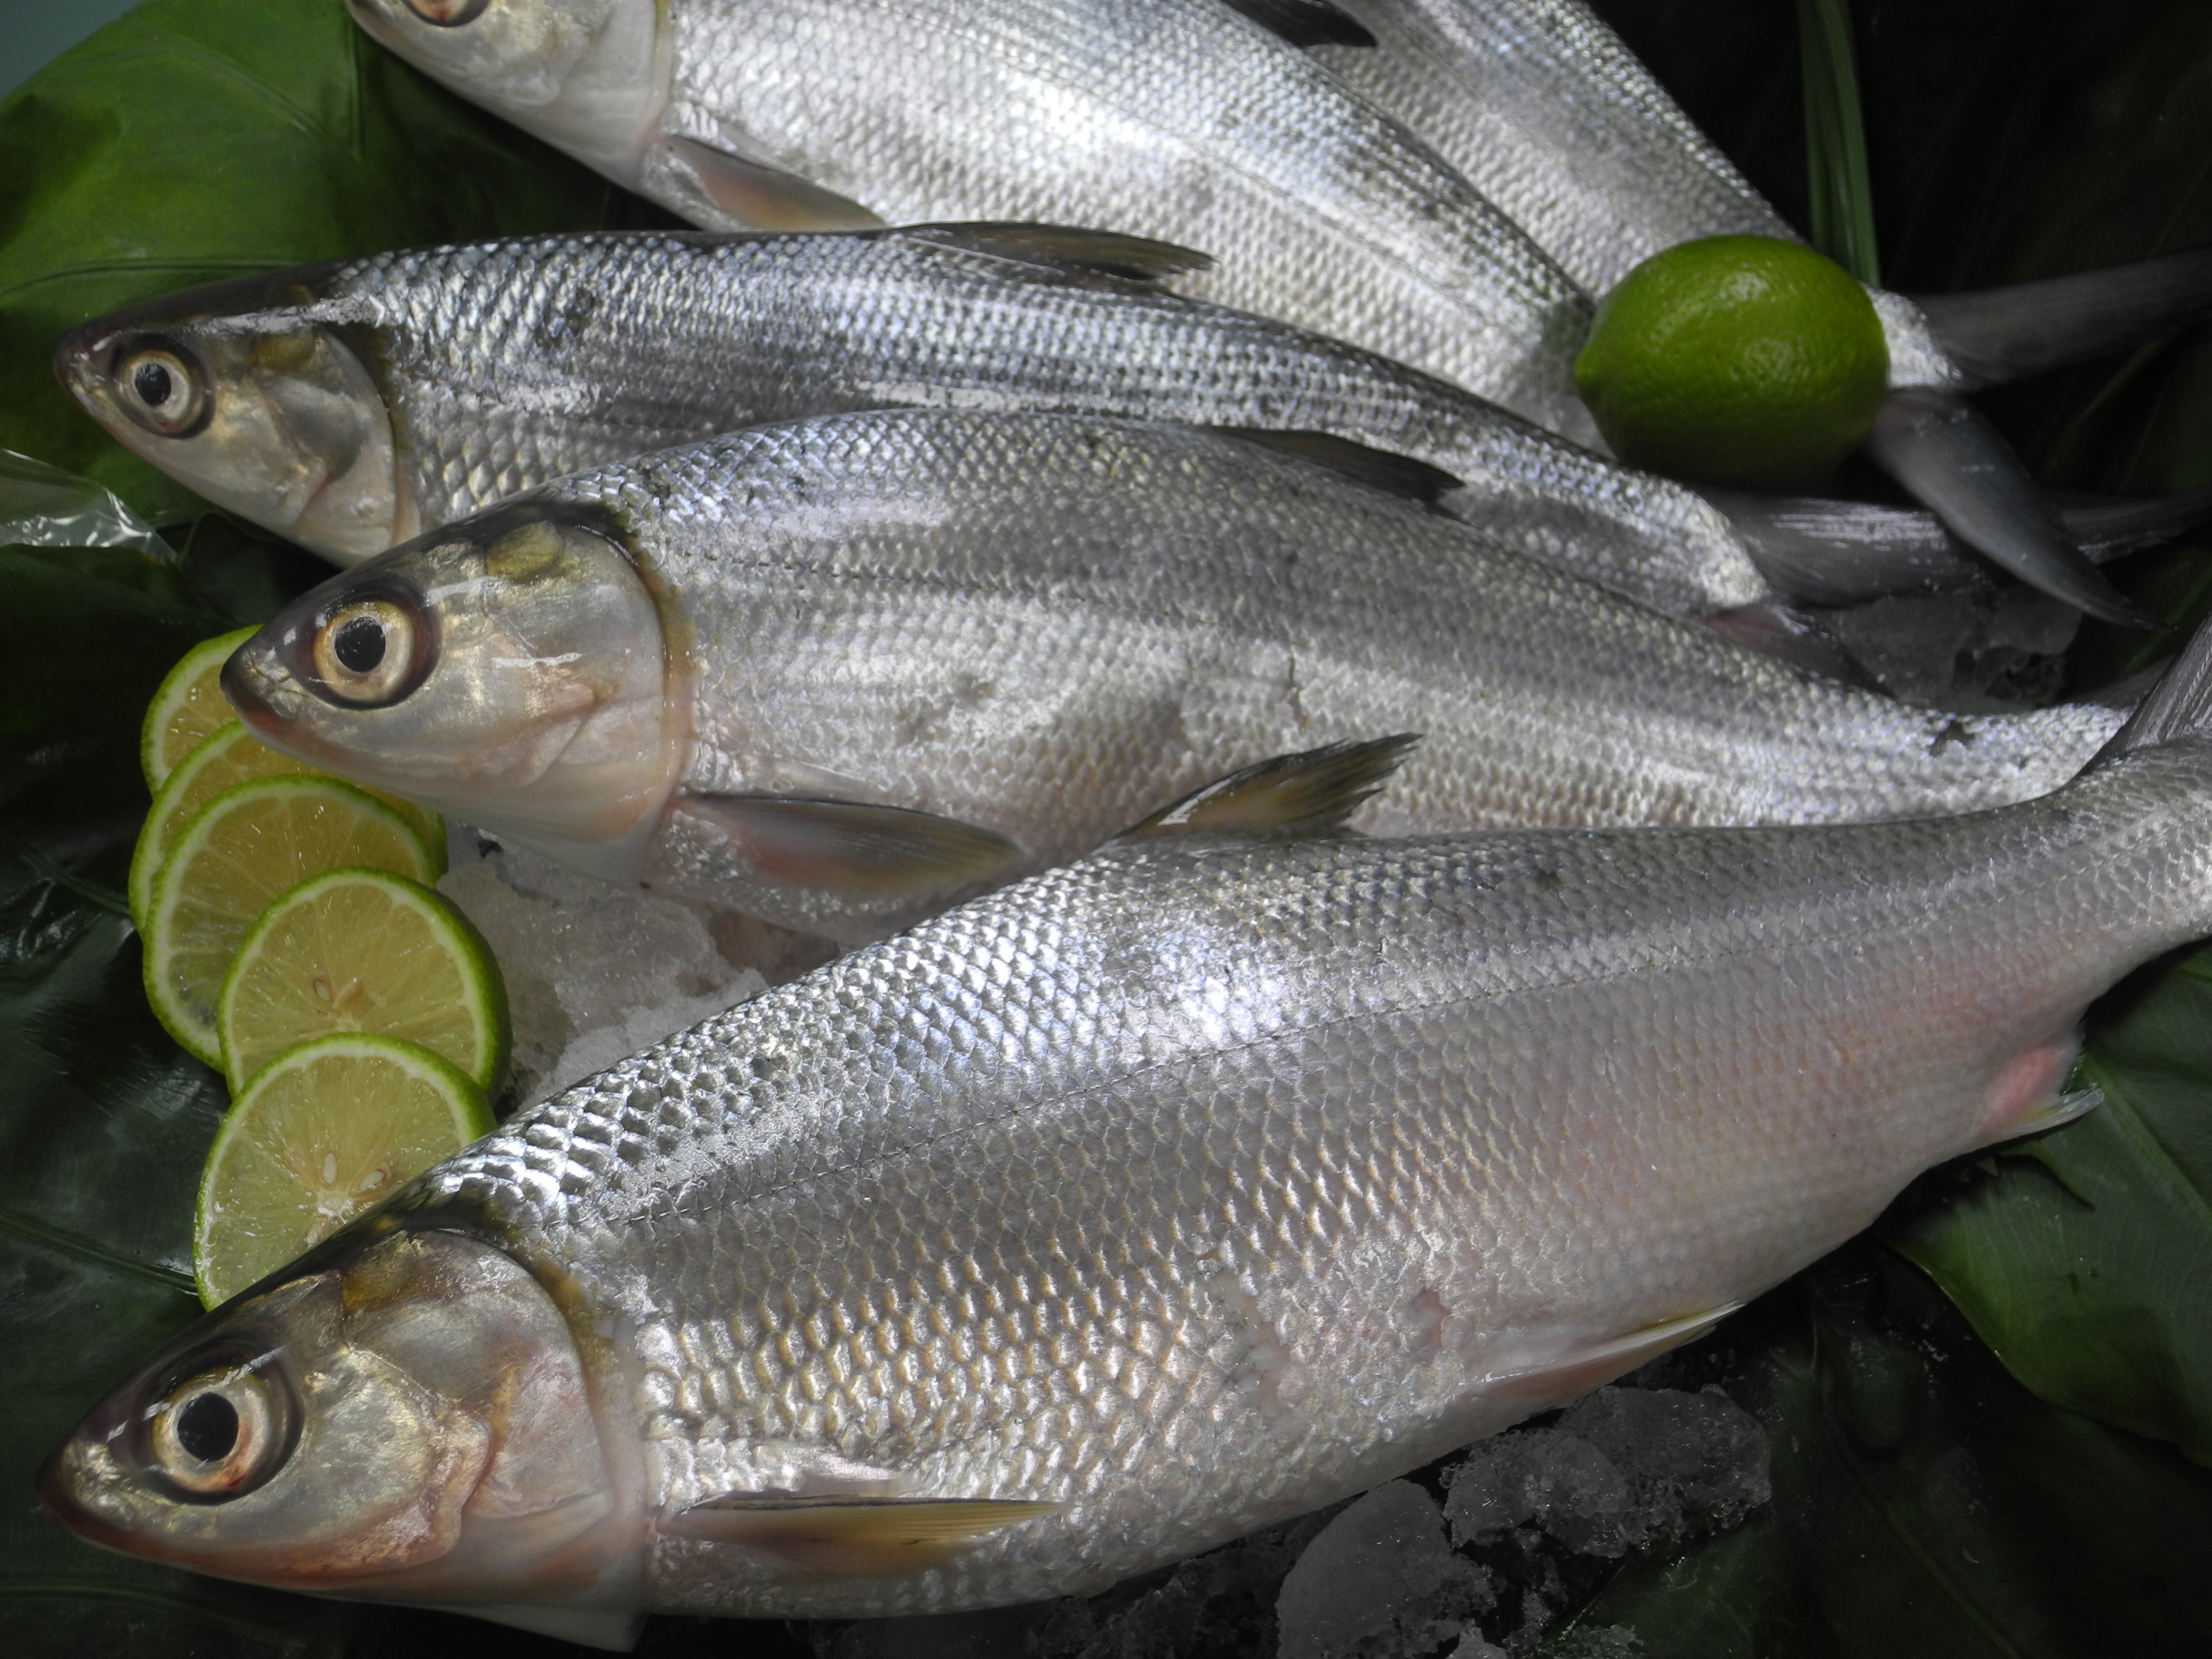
[141,627,256,791]
[193,1033,492,1306]
[1574,235,1889,491]
[129,722,444,928]
[219,867,509,1094]
[143,776,446,1067]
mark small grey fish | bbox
[45,625,2212,1640]
[221,409,2122,942]
[340,0,1597,436]
[50,225,1761,614]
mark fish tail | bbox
[2090,610,2212,766]
[1912,247,2212,390]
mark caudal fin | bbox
[1863,389,2156,628]
[1912,247,2212,390]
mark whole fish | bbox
[340,0,1598,436]
[44,640,2212,1640]
[49,224,1760,612]
[221,408,2122,940]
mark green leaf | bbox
[1797,0,1881,284]
[1885,946,2212,1464]
[1577,1256,2212,1658]
[0,0,628,523]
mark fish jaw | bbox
[346,0,672,188]
[53,272,408,565]
[222,500,691,880]
[39,1228,646,1615]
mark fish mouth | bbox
[220,636,310,741]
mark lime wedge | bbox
[143,776,446,1067]
[193,1033,493,1306]
[140,626,256,791]
[219,867,509,1094]
[129,722,443,928]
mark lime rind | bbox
[139,626,256,791]
[193,1031,493,1307]
[218,865,511,1094]
[142,776,441,1068]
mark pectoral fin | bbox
[663,136,885,232]
[1219,0,1378,49]
[1210,429,1463,504]
[453,1605,643,1651]
[679,794,1027,901]
[1122,734,1418,841]
[666,1495,1062,1575]
[1482,1305,1741,1406]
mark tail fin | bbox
[2091,612,2212,765]
[1121,736,1418,841]
[1704,483,2212,606]
[1863,389,2156,628]
[1913,247,2212,390]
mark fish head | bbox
[55,273,407,565]
[39,1226,639,1609]
[344,0,669,176]
[222,502,688,880]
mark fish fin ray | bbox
[1122,736,1417,842]
[666,1495,1061,1575]
[1216,0,1378,49]
[1912,247,2212,389]
[1210,428,1463,504]
[891,223,1213,282]
[1482,1305,1741,1406]
[1863,389,2156,628]
[678,795,1025,900]
[1698,603,1876,688]
[663,136,885,232]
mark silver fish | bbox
[340,0,1597,437]
[50,225,1761,612]
[44,637,2212,1638]
[221,409,2122,941]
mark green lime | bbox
[1574,235,1889,491]
[142,776,446,1067]
[129,722,443,928]
[140,627,256,791]
[193,1032,492,1306]
[219,866,509,1094]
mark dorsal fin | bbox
[1121,736,1418,842]
[1210,428,1463,505]
[890,223,1213,283]
[2090,609,2212,768]
[1219,0,1378,49]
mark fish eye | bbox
[406,0,489,24]
[113,342,210,439]
[146,1365,290,1501]
[310,593,431,707]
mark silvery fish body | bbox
[224,409,2123,941]
[44,710,2212,1632]
[55,227,1762,611]
[342,0,1597,435]
[1312,0,1792,295]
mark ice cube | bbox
[1276,1480,1493,1659]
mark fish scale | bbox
[367,740,2212,1617]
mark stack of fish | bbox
[38,1,2212,1649]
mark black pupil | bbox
[133,360,173,408]
[333,614,388,675]
[175,1392,238,1463]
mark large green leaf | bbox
[0,0,628,524]
[1885,949,2212,1463]
[1567,1255,2212,1658]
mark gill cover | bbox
[223,504,686,880]
[53,273,403,564]
[39,1229,640,1615]
[344,0,669,179]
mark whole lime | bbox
[1574,235,1889,491]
